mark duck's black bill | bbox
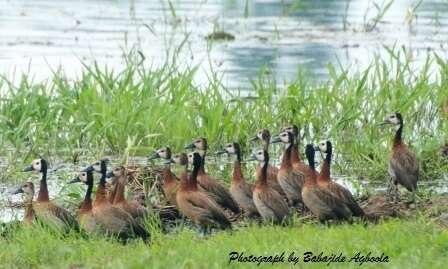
[22,166,33,172]
[68,177,81,184]
[184,143,195,150]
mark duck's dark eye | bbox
[82,173,86,176]
[95,162,100,165]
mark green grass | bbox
[0,47,447,184]
[1,217,447,269]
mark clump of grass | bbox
[0,217,447,268]
[0,47,446,184]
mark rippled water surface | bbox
[1,0,447,88]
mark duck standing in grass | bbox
[107,166,147,219]
[381,112,419,202]
[248,149,289,224]
[302,145,352,223]
[22,159,78,232]
[176,152,231,232]
[85,161,150,242]
[282,124,316,176]
[250,129,287,199]
[12,182,36,225]
[217,142,260,218]
[149,147,179,206]
[315,140,364,217]
[185,138,241,218]
[271,131,305,208]
[68,170,97,234]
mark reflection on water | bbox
[0,0,447,88]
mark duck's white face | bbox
[173,153,187,166]
[112,166,125,177]
[193,138,206,150]
[92,161,102,172]
[31,159,42,172]
[254,150,265,162]
[78,171,88,183]
[279,131,290,144]
[225,143,236,154]
[156,147,169,159]
[317,140,328,153]
[384,113,400,125]
[256,131,264,141]
[21,182,34,202]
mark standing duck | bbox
[217,142,260,218]
[176,152,231,232]
[22,159,78,232]
[149,147,179,206]
[248,149,289,224]
[271,131,305,208]
[12,182,35,225]
[315,140,364,217]
[302,145,352,223]
[281,124,315,176]
[250,129,287,199]
[68,170,97,234]
[381,112,419,202]
[185,138,241,217]
[107,166,147,219]
[85,161,150,242]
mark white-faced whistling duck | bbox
[106,166,147,219]
[301,145,352,223]
[250,129,287,199]
[248,149,289,224]
[217,142,260,218]
[271,131,305,208]
[23,159,79,232]
[85,161,150,242]
[381,112,419,202]
[12,182,35,225]
[149,147,179,206]
[176,152,231,232]
[185,137,241,217]
[281,124,316,176]
[68,170,97,234]
[315,140,364,217]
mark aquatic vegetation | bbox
[0,49,446,184]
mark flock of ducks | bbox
[10,112,420,242]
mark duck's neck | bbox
[108,181,118,203]
[113,178,126,204]
[163,165,176,184]
[256,161,268,187]
[232,156,244,183]
[24,202,34,222]
[291,144,301,165]
[198,151,206,175]
[189,162,200,190]
[179,165,194,190]
[80,182,93,211]
[319,150,332,183]
[305,156,317,185]
[262,140,269,152]
[280,143,292,169]
[393,123,403,148]
[94,173,108,206]
[37,170,49,202]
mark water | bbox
[0,0,447,89]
